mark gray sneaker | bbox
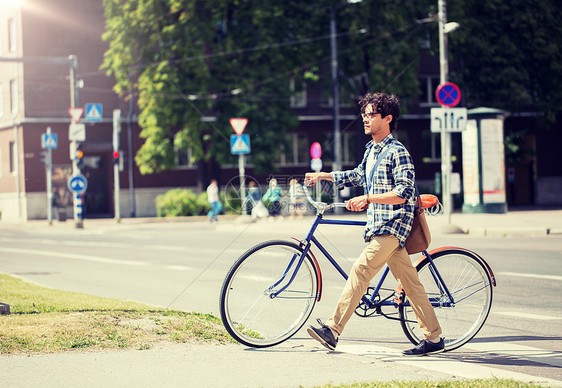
[307,319,338,351]
[402,338,445,356]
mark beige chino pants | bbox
[326,234,442,341]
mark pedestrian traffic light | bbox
[112,150,119,165]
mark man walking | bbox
[304,92,443,356]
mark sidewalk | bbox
[1,208,561,237]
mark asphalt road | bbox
[1,217,561,386]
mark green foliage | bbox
[449,0,562,121]
[101,0,435,178]
[155,189,210,217]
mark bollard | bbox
[0,303,10,315]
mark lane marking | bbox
[337,343,562,386]
[498,271,562,281]
[464,342,562,368]
[495,311,561,320]
[0,247,148,266]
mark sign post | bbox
[435,81,462,228]
[230,118,249,214]
[310,142,322,201]
[68,107,85,228]
[113,109,121,222]
[42,127,57,225]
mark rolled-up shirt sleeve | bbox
[390,149,415,201]
[331,167,365,189]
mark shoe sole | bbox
[307,327,336,351]
[402,348,446,357]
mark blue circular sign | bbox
[68,174,88,194]
[435,82,461,107]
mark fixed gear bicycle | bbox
[219,190,495,351]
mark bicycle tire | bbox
[219,240,319,348]
[399,249,493,351]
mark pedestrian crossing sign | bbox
[85,103,103,122]
[230,134,251,154]
[41,133,58,149]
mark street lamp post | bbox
[329,4,342,209]
[330,0,361,210]
[438,0,459,227]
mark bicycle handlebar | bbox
[303,185,346,215]
[302,184,443,216]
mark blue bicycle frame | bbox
[270,213,455,311]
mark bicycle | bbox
[219,190,496,351]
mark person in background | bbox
[262,178,283,219]
[207,179,222,222]
[289,179,306,219]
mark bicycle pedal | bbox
[393,286,405,306]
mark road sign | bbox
[68,174,88,194]
[68,107,84,123]
[311,158,322,171]
[85,103,103,122]
[230,118,248,135]
[69,123,86,141]
[430,107,468,133]
[230,134,251,154]
[41,133,58,149]
[435,82,461,107]
[310,142,322,159]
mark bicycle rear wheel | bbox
[219,240,318,348]
[399,249,493,351]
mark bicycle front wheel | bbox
[399,249,493,351]
[219,240,318,348]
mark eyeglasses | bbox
[361,112,380,120]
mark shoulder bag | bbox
[405,184,431,254]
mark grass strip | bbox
[0,274,234,354]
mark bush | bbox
[155,189,211,217]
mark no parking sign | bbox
[435,82,461,107]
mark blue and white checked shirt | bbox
[331,134,416,247]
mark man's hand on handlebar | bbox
[345,195,370,212]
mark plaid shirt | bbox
[331,134,415,247]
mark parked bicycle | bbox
[219,190,496,351]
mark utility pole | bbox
[438,0,453,224]
[330,4,342,210]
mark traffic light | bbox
[112,150,119,165]
[75,145,84,168]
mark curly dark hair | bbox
[359,92,400,132]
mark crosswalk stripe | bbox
[463,342,562,368]
[336,343,562,386]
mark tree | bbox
[448,0,562,122]
[101,0,435,183]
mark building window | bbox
[290,77,307,108]
[175,143,195,168]
[418,76,440,106]
[279,133,308,166]
[9,79,18,115]
[8,17,16,52]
